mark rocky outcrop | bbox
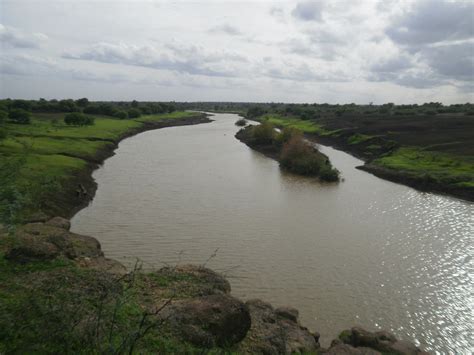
[321,327,429,355]
[161,293,251,347]
[238,299,320,354]
[5,217,126,275]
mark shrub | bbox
[64,112,95,126]
[128,108,141,118]
[251,121,275,144]
[0,109,7,123]
[9,109,31,124]
[275,127,302,147]
[114,110,128,119]
[235,118,247,126]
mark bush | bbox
[9,109,31,124]
[251,121,275,144]
[235,118,247,126]
[64,113,95,126]
[275,127,302,147]
[113,110,128,119]
[0,109,7,123]
[128,108,141,118]
[280,135,339,181]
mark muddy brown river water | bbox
[71,113,473,353]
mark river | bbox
[71,113,473,353]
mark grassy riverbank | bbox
[253,113,474,201]
[0,111,209,227]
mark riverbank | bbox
[0,111,212,225]
[0,216,428,354]
[254,115,474,202]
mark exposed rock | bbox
[238,299,319,354]
[161,293,251,347]
[5,219,103,263]
[149,264,231,298]
[25,211,50,223]
[275,306,299,322]
[326,327,429,355]
[45,216,71,230]
[323,343,381,354]
[75,256,127,275]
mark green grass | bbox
[0,111,199,225]
[374,147,474,186]
[261,115,326,134]
[348,133,375,145]
[137,111,197,122]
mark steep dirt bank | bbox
[42,114,212,220]
[1,217,429,354]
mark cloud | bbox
[386,0,474,46]
[291,1,324,22]
[63,42,247,78]
[208,24,242,36]
[0,24,48,49]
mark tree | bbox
[76,98,89,107]
[9,109,31,124]
[64,112,94,126]
[127,108,141,118]
[131,100,139,108]
[247,106,266,118]
[113,110,128,119]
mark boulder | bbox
[329,327,429,355]
[75,256,127,275]
[238,299,319,354]
[161,293,251,347]
[45,217,71,230]
[5,219,103,263]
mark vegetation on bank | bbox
[236,122,340,182]
[0,98,204,227]
[200,101,473,200]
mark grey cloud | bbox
[208,24,242,36]
[0,54,127,84]
[386,0,474,46]
[263,62,347,82]
[64,42,245,78]
[0,24,48,49]
[371,55,413,74]
[292,1,324,22]
[421,43,474,81]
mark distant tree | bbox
[9,109,31,124]
[76,98,89,107]
[127,108,141,118]
[247,106,266,118]
[113,110,128,119]
[64,112,94,126]
[131,100,139,108]
[0,110,7,124]
[59,99,79,112]
[10,100,32,112]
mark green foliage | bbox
[128,108,142,118]
[0,110,7,123]
[247,105,266,118]
[64,112,95,126]
[113,110,129,119]
[235,118,247,126]
[8,109,31,124]
[275,126,303,147]
[75,97,89,107]
[251,121,276,144]
[348,133,374,145]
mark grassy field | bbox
[0,111,201,226]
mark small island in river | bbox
[236,121,340,182]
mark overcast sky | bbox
[0,0,473,103]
